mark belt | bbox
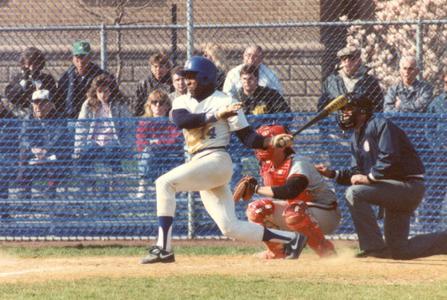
[404,175,424,182]
[307,201,338,211]
[191,146,226,156]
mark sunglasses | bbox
[151,101,167,106]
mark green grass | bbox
[1,275,447,300]
[0,244,263,258]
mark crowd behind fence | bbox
[1,1,447,240]
[0,113,446,240]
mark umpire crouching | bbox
[316,93,447,259]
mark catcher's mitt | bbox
[233,176,258,202]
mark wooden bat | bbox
[292,95,349,137]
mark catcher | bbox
[233,124,341,259]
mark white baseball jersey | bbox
[172,90,249,154]
[288,155,337,206]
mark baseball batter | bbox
[234,125,340,259]
[141,56,307,264]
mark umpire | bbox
[316,93,447,259]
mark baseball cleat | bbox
[140,245,175,264]
[284,233,308,259]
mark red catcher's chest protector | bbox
[260,158,313,203]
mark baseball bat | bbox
[292,94,349,137]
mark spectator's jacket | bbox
[318,66,384,112]
[235,85,291,115]
[55,63,105,119]
[5,71,57,117]
[335,116,424,185]
[136,118,182,153]
[384,80,434,112]
[21,112,71,162]
[223,63,283,98]
[428,91,447,113]
[74,98,134,156]
[0,109,21,166]
[216,67,226,91]
[133,72,173,117]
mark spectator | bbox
[318,46,384,112]
[0,99,21,219]
[223,45,283,98]
[55,40,109,119]
[19,89,70,199]
[168,66,187,102]
[235,64,291,115]
[133,52,173,116]
[74,74,133,176]
[384,56,433,112]
[136,89,182,198]
[5,47,57,118]
[316,94,447,260]
[428,72,447,113]
[201,43,227,91]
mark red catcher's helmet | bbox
[255,124,290,161]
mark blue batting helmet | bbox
[183,56,217,86]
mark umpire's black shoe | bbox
[284,233,308,259]
[356,247,391,259]
[141,246,175,264]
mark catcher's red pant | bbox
[247,199,340,257]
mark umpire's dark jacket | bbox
[336,116,425,185]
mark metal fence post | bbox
[100,23,108,71]
[186,0,194,60]
[185,0,195,239]
[416,19,423,79]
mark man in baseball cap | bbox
[336,46,361,60]
[72,40,91,56]
[31,89,55,119]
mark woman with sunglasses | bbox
[136,89,182,198]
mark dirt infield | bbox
[1,240,447,285]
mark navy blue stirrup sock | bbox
[262,227,293,242]
[158,216,173,250]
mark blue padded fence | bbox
[0,113,446,240]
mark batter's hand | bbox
[270,133,293,148]
[215,102,243,120]
[351,174,371,185]
[314,163,336,178]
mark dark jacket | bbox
[133,72,173,117]
[336,116,425,185]
[55,63,105,119]
[5,71,57,116]
[0,109,21,166]
[21,112,72,162]
[318,66,384,112]
[236,85,291,115]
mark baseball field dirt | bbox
[1,240,447,285]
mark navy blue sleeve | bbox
[235,126,265,149]
[370,121,402,180]
[171,109,210,129]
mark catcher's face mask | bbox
[255,124,290,161]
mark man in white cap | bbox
[19,89,70,199]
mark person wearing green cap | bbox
[54,40,112,119]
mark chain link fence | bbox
[0,0,446,240]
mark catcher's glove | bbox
[233,176,258,202]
